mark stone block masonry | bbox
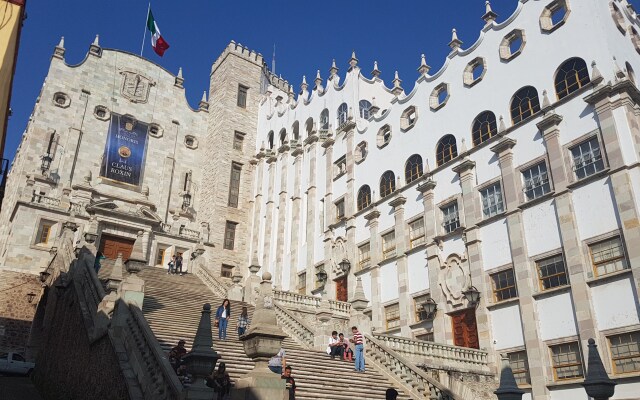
[0,271,41,354]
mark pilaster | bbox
[251,155,265,259]
[262,158,277,272]
[305,143,318,292]
[323,139,334,296]
[390,193,411,336]
[365,207,382,330]
[274,150,289,288]
[289,148,303,293]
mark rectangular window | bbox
[334,156,347,179]
[608,331,640,374]
[537,254,568,290]
[589,236,628,277]
[491,268,518,301]
[416,332,434,342]
[481,182,505,218]
[409,218,426,248]
[237,84,248,108]
[335,199,345,221]
[36,221,54,245]
[233,131,245,151]
[155,248,166,266]
[571,137,605,179]
[442,202,460,233]
[413,294,431,322]
[385,303,400,330]
[223,221,237,250]
[358,242,371,271]
[228,163,242,208]
[298,272,307,294]
[508,351,531,386]
[221,264,234,279]
[522,162,551,201]
[550,342,584,381]
[382,231,396,260]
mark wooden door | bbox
[450,308,479,349]
[335,276,348,302]
[99,235,135,261]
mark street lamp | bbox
[182,192,192,209]
[39,271,51,283]
[40,154,52,173]
[26,292,36,304]
[463,285,481,305]
[338,259,351,274]
[421,297,438,321]
[316,267,328,285]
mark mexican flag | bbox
[146,8,170,57]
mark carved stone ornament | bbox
[438,254,470,306]
[331,237,348,276]
[120,70,155,103]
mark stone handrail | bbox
[373,333,490,372]
[123,305,184,400]
[32,193,61,207]
[178,226,200,240]
[274,304,315,349]
[194,263,228,298]
[273,290,351,317]
[365,333,457,400]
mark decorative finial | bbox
[329,59,339,77]
[449,28,463,51]
[93,34,100,46]
[199,91,209,112]
[461,138,468,153]
[542,90,551,108]
[613,56,627,81]
[175,67,185,88]
[301,75,308,92]
[498,115,506,133]
[201,90,207,103]
[482,1,498,25]
[89,34,102,57]
[425,158,431,174]
[418,53,431,76]
[58,36,65,49]
[370,96,380,115]
[54,36,66,59]
[349,50,358,70]
[591,60,604,85]
[314,70,324,92]
[392,71,403,96]
[372,61,381,79]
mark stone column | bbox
[417,179,444,342]
[344,130,358,299]
[262,156,277,271]
[389,191,412,336]
[490,138,549,399]
[251,153,265,258]
[537,113,598,352]
[452,158,491,350]
[364,206,383,330]
[322,134,335,296]
[274,146,290,289]
[289,146,303,293]
[305,138,319,291]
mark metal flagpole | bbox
[140,2,151,56]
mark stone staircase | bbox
[136,266,412,400]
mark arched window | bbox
[380,171,396,198]
[472,111,498,146]
[267,131,274,149]
[320,109,329,130]
[279,129,287,146]
[510,86,541,124]
[305,118,314,136]
[357,185,372,211]
[337,103,348,127]
[292,121,300,140]
[436,135,458,166]
[359,100,372,119]
[554,58,590,100]
[405,154,423,184]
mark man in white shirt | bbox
[326,331,344,360]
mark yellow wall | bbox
[0,0,24,158]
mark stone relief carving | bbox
[331,237,348,277]
[120,70,155,103]
[438,253,470,306]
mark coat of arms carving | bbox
[120,71,154,103]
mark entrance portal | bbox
[450,308,479,349]
[99,234,135,261]
[335,276,348,302]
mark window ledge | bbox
[476,212,507,227]
[409,320,433,329]
[566,168,610,190]
[433,226,466,242]
[405,243,427,256]
[486,297,520,310]
[355,265,375,276]
[611,371,640,382]
[546,379,584,389]
[586,268,632,286]
[532,285,571,299]
[333,172,346,181]
[518,191,556,210]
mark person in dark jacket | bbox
[282,365,296,400]
[215,299,231,340]
[208,362,231,400]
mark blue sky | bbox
[4,0,520,161]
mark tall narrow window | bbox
[554,58,590,100]
[385,303,400,330]
[320,109,329,131]
[36,221,54,245]
[228,163,242,207]
[382,231,396,260]
[480,182,504,218]
[522,162,551,201]
[357,185,372,211]
[608,331,640,374]
[571,137,604,180]
[337,103,348,128]
[359,100,372,119]
[472,111,498,147]
[508,351,531,386]
[267,131,275,150]
[550,342,584,381]
[436,134,458,165]
[442,202,460,233]
[237,84,248,108]
[380,171,396,198]
[223,221,237,250]
[409,218,426,248]
[335,199,345,220]
[233,131,245,151]
[491,268,518,301]
[358,242,371,271]
[510,86,541,124]
[405,154,423,184]
[298,272,307,294]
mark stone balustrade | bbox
[178,226,200,240]
[194,264,228,298]
[272,289,351,318]
[373,333,490,373]
[69,202,86,214]
[274,304,315,349]
[365,334,456,400]
[32,193,61,207]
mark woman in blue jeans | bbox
[215,299,231,340]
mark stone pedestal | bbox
[228,270,244,302]
[243,254,262,306]
[232,272,287,400]
[314,291,333,350]
[348,277,371,335]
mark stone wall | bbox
[0,271,40,354]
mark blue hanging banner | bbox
[100,113,149,187]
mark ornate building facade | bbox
[1,0,640,399]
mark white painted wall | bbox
[407,252,429,294]
[573,177,619,240]
[591,276,640,330]
[359,272,372,307]
[548,387,588,400]
[481,218,512,270]
[522,199,562,257]
[380,262,399,303]
[536,292,578,341]
[490,304,525,350]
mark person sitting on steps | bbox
[327,330,344,360]
[207,362,232,400]
[339,333,353,362]
[168,339,187,372]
